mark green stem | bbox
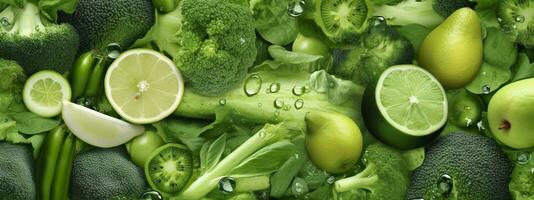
[334,175,378,193]
[234,175,271,192]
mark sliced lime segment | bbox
[23,70,71,117]
[105,49,184,124]
[376,65,448,135]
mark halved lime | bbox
[62,101,145,148]
[23,70,72,117]
[105,49,184,124]
[362,65,448,149]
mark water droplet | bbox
[218,177,236,194]
[292,86,305,96]
[482,85,491,94]
[326,176,335,184]
[0,17,9,27]
[329,81,336,88]
[437,174,453,196]
[501,24,512,33]
[141,190,163,200]
[294,99,304,109]
[274,98,284,109]
[370,16,386,26]
[517,152,531,165]
[514,15,525,23]
[106,43,122,59]
[258,103,263,108]
[294,182,304,193]
[269,83,281,93]
[274,110,281,118]
[244,74,262,97]
[218,99,226,105]
[258,131,266,138]
[283,104,291,111]
[287,0,305,17]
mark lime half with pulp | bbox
[23,70,72,117]
[105,49,184,124]
[363,65,448,149]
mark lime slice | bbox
[23,70,72,117]
[62,101,145,148]
[105,49,184,124]
[363,65,448,149]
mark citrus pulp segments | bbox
[23,70,72,117]
[105,49,184,124]
[375,65,448,136]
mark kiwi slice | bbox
[145,143,193,195]
[497,0,534,47]
[314,0,371,44]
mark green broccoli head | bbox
[407,132,512,200]
[497,0,534,48]
[171,0,257,96]
[432,0,477,17]
[0,3,79,74]
[334,143,410,200]
[333,17,414,85]
[0,58,26,112]
[69,147,147,200]
[0,142,36,200]
[60,0,154,54]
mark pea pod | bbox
[37,126,66,200]
[50,133,76,200]
[84,58,107,97]
[70,52,96,99]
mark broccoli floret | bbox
[0,59,26,112]
[407,132,512,199]
[0,3,79,74]
[0,142,36,200]
[509,150,534,200]
[497,0,534,48]
[60,0,154,54]
[334,143,410,200]
[332,17,414,85]
[169,0,257,96]
[69,147,147,200]
[371,0,476,28]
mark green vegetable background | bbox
[1,0,534,199]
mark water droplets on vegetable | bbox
[514,15,526,23]
[287,0,305,17]
[294,99,304,110]
[141,190,162,200]
[274,110,281,118]
[517,152,530,165]
[370,16,386,26]
[294,182,305,194]
[482,85,491,94]
[218,99,227,106]
[283,104,292,111]
[292,86,305,96]
[244,74,262,97]
[326,176,335,184]
[106,43,122,59]
[218,177,236,194]
[269,83,281,93]
[274,98,284,109]
[258,131,266,138]
[257,103,263,108]
[0,17,9,27]
[437,174,453,196]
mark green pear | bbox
[488,78,534,149]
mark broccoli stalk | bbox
[180,123,294,200]
[333,143,410,200]
[2,3,45,36]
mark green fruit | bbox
[126,131,165,168]
[362,65,448,149]
[488,78,534,149]
[449,90,483,128]
[314,0,371,44]
[145,143,193,195]
[292,34,330,56]
[305,111,363,173]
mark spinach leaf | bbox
[9,112,60,135]
[511,53,534,82]
[395,24,431,54]
[466,62,511,94]
[251,0,298,46]
[483,27,518,69]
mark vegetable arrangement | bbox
[1,0,534,200]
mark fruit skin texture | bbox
[0,142,35,200]
[305,111,363,174]
[488,78,534,149]
[126,131,165,168]
[407,132,512,200]
[418,8,482,89]
[69,147,147,200]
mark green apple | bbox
[305,111,363,174]
[488,78,534,149]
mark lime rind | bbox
[105,49,184,124]
[22,70,71,117]
[375,65,448,136]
